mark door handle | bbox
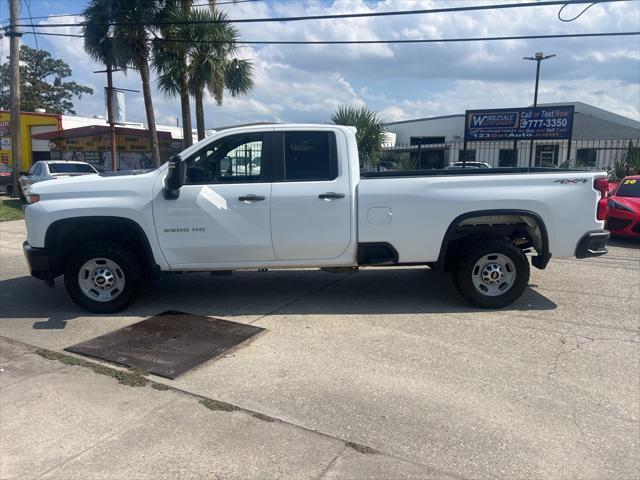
[238,194,266,202]
[318,192,345,200]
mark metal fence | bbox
[374,139,639,172]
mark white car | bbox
[448,161,493,169]
[22,124,610,313]
[18,161,98,199]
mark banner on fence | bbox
[464,106,574,141]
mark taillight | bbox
[594,178,609,221]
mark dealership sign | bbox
[464,106,574,140]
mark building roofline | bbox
[384,114,465,126]
[32,125,173,140]
[0,110,61,119]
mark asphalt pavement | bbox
[1,219,638,480]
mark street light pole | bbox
[523,52,555,167]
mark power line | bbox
[558,1,601,21]
[19,30,640,45]
[1,0,262,23]
[7,0,634,29]
[24,0,39,50]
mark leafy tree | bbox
[0,45,93,114]
[331,105,385,168]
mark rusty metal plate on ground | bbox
[65,311,265,379]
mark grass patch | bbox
[345,441,378,455]
[199,398,239,412]
[151,383,170,391]
[35,349,148,387]
[251,412,276,423]
[0,198,24,222]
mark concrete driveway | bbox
[1,219,639,479]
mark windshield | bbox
[616,179,640,198]
[48,163,97,174]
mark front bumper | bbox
[606,214,640,238]
[23,241,54,286]
[575,230,610,259]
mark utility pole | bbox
[523,52,555,167]
[8,0,22,198]
[106,64,117,172]
[95,67,138,171]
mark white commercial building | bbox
[383,102,640,169]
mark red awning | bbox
[32,125,173,141]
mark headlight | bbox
[25,193,40,204]
[608,199,635,213]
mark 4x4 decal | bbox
[554,178,588,184]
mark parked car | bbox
[22,124,609,313]
[18,161,98,199]
[448,161,492,169]
[607,175,640,238]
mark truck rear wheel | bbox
[453,239,529,309]
[64,241,141,313]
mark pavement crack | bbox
[33,397,179,480]
[315,445,347,480]
[502,320,640,344]
[248,271,358,325]
[547,337,583,378]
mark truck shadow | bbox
[0,267,557,330]
[608,237,640,249]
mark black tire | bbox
[17,183,25,201]
[453,239,530,309]
[64,240,142,313]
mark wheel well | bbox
[45,217,157,278]
[437,211,549,272]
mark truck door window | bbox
[184,132,266,184]
[283,132,338,181]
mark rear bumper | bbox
[575,230,610,259]
[23,241,54,285]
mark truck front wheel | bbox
[453,239,530,309]
[64,241,142,313]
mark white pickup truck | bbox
[22,124,610,313]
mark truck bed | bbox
[361,167,590,178]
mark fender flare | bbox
[44,216,159,276]
[435,209,550,271]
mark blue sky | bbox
[1,0,639,128]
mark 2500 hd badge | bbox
[163,227,206,233]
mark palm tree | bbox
[188,8,254,140]
[83,0,130,170]
[83,0,162,167]
[111,0,162,166]
[331,106,385,169]
[153,1,193,148]
[189,9,253,140]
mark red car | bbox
[607,175,640,238]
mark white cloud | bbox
[378,78,640,122]
[4,0,637,129]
